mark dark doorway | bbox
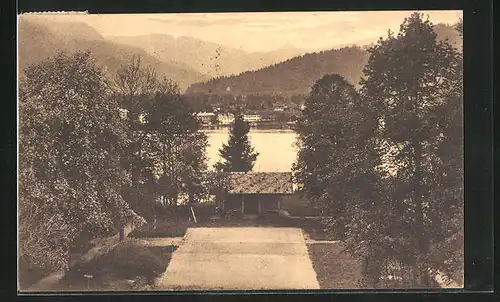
[244,198,259,215]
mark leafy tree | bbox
[456,17,463,38]
[293,74,383,241]
[111,55,158,220]
[359,12,463,286]
[145,78,209,206]
[215,110,259,172]
[111,58,209,216]
[427,16,464,285]
[18,51,133,271]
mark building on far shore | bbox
[243,114,262,126]
[196,112,216,125]
[210,113,263,128]
[217,113,235,126]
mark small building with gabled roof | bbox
[224,172,294,216]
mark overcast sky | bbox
[21,11,462,52]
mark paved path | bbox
[157,227,320,290]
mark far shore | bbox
[202,128,296,133]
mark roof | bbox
[228,172,293,194]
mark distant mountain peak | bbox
[105,34,317,77]
[279,43,297,50]
[18,19,207,91]
[20,18,105,41]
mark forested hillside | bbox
[186,23,461,97]
[186,46,369,96]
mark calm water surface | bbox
[204,129,298,172]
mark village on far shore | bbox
[193,96,306,130]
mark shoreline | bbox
[202,128,296,134]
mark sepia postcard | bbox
[17,10,464,292]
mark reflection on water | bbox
[204,129,298,172]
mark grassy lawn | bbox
[18,264,53,290]
[307,243,363,289]
[52,240,177,291]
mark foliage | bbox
[205,169,230,213]
[112,56,210,217]
[146,79,209,206]
[294,13,463,287]
[293,73,383,239]
[186,24,462,97]
[456,17,463,38]
[185,92,306,114]
[18,51,131,271]
[357,13,463,286]
[186,46,370,96]
[111,55,160,221]
[215,110,259,172]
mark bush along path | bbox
[22,226,178,292]
[51,239,178,291]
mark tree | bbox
[18,51,133,271]
[215,110,259,172]
[293,74,383,241]
[359,12,463,286]
[111,55,158,220]
[456,17,463,38]
[145,78,209,206]
[111,57,210,217]
[427,16,463,285]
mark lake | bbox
[204,129,298,172]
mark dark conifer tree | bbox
[215,109,259,172]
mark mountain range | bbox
[186,23,462,96]
[18,18,309,91]
[108,35,308,78]
[18,18,208,91]
[18,18,461,95]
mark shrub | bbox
[60,240,171,288]
[128,221,188,238]
[283,204,320,217]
